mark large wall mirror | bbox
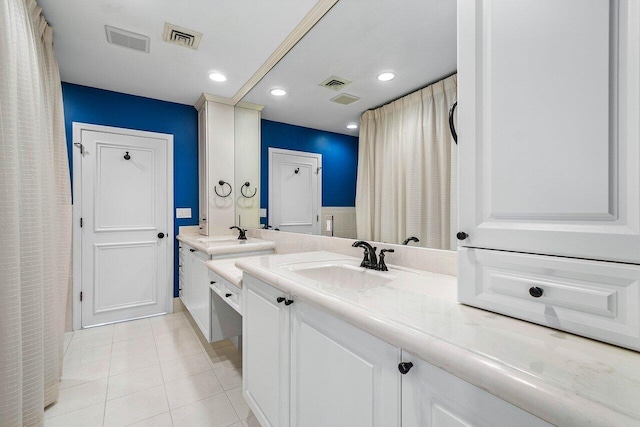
[241,0,457,250]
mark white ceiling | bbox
[243,0,457,135]
[39,0,457,135]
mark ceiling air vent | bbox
[105,26,150,53]
[163,23,202,50]
[330,93,361,105]
[319,75,352,91]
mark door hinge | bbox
[80,217,83,228]
[80,291,83,302]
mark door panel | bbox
[81,128,170,327]
[458,0,640,263]
[269,149,321,234]
[291,299,400,427]
[94,242,157,312]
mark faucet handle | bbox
[378,248,395,271]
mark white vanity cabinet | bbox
[178,244,211,337]
[457,0,640,264]
[400,352,550,427]
[242,275,400,427]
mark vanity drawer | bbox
[209,270,242,314]
[458,248,640,351]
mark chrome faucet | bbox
[229,226,247,240]
[352,241,378,270]
[402,236,420,245]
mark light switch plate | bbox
[260,209,267,218]
[176,208,192,219]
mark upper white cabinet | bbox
[196,95,263,235]
[458,0,640,264]
[234,105,263,229]
[196,97,235,235]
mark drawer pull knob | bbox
[189,249,196,252]
[456,232,468,240]
[284,299,294,306]
[529,287,544,298]
[210,281,215,284]
[277,297,285,303]
[398,362,414,374]
[225,293,232,298]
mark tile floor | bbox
[44,310,259,427]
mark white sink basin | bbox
[197,236,239,243]
[287,263,396,290]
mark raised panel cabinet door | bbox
[190,253,211,340]
[290,299,400,427]
[180,246,195,312]
[400,352,550,427]
[242,275,291,427]
[458,0,640,263]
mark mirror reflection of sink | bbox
[287,263,396,290]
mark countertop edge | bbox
[236,259,638,427]
[177,234,275,255]
[205,260,242,288]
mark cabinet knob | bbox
[398,362,414,374]
[529,287,544,298]
[225,293,232,298]
[284,299,294,306]
[189,249,196,252]
[277,297,285,303]
[456,232,468,240]
[210,281,215,284]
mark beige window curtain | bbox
[355,74,457,249]
[0,0,71,425]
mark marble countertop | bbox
[205,256,260,288]
[176,233,275,256]
[236,251,640,427]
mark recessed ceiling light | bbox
[347,123,358,130]
[377,72,395,82]
[209,72,227,82]
[270,88,287,96]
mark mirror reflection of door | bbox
[269,148,321,234]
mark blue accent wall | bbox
[61,83,198,298]
[260,120,359,225]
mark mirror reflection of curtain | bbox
[355,74,457,249]
[0,0,71,424]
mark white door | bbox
[458,0,640,264]
[269,148,321,234]
[76,124,173,327]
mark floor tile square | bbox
[160,352,212,383]
[103,384,168,427]
[107,365,163,400]
[165,370,224,409]
[170,393,239,427]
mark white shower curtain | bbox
[355,74,457,250]
[0,0,71,425]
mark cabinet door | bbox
[401,352,550,427]
[242,275,290,427]
[291,300,400,427]
[180,247,195,311]
[458,0,640,263]
[190,253,211,340]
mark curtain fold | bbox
[355,74,457,250]
[0,0,71,425]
